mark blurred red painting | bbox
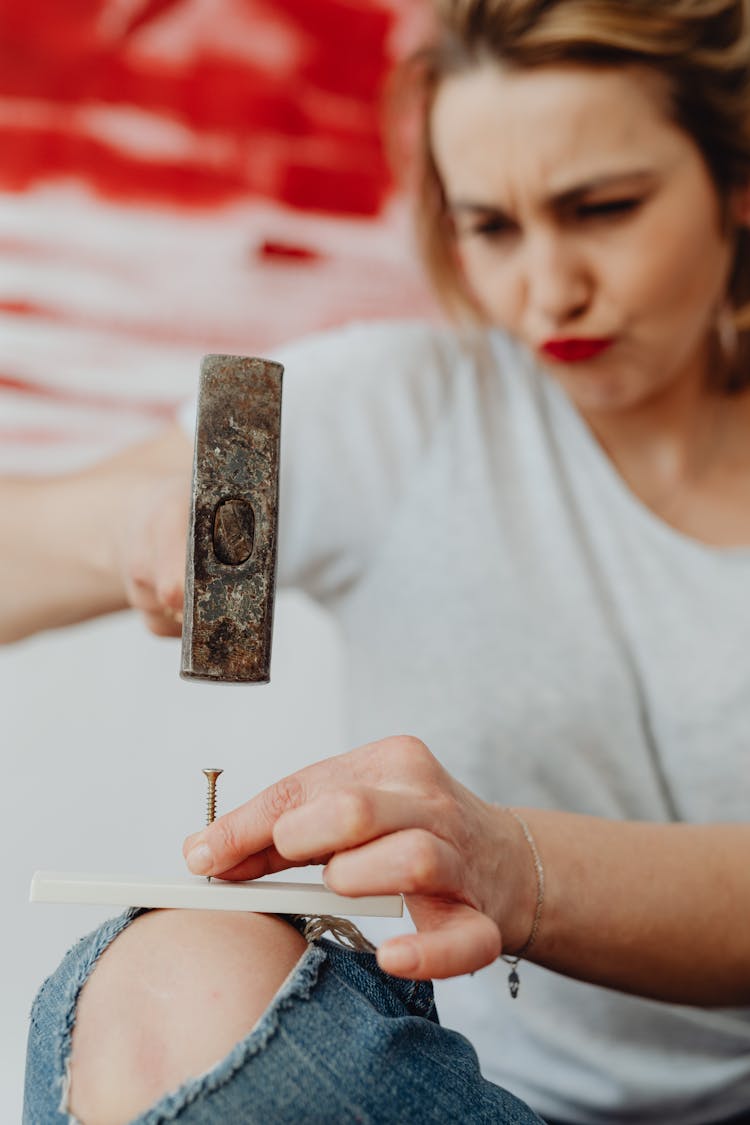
[0,0,436,470]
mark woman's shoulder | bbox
[177,321,535,440]
[274,318,527,411]
[274,317,454,357]
[276,318,514,377]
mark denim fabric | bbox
[24,910,544,1124]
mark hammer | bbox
[180,354,283,683]
[30,352,404,918]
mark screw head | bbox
[202,768,224,782]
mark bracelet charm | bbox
[499,807,545,999]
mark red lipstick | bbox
[541,338,614,362]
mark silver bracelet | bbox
[499,807,545,998]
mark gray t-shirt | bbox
[191,319,750,1123]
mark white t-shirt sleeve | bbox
[274,320,456,599]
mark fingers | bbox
[148,608,182,637]
[183,770,311,875]
[127,586,182,637]
[184,755,446,880]
[197,842,304,884]
[379,901,502,980]
[272,787,436,860]
[323,829,495,978]
[119,475,188,636]
[183,739,455,879]
[324,828,467,900]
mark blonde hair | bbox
[405,0,750,391]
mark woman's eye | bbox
[468,217,514,240]
[576,198,641,221]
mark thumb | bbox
[377,898,501,980]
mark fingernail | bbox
[383,942,418,975]
[186,843,213,875]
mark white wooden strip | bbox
[30,871,403,918]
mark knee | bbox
[67,909,307,1125]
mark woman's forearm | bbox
[0,424,192,643]
[0,474,128,642]
[518,810,749,1005]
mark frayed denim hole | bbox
[384,973,436,1020]
[410,983,437,1020]
[317,937,435,1022]
[28,925,105,1036]
[318,937,382,972]
[403,978,419,1006]
[133,942,329,1125]
[59,1055,85,1123]
[53,908,147,1097]
[28,909,140,1036]
[29,975,53,1035]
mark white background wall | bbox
[2,591,349,1121]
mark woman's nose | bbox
[522,230,591,329]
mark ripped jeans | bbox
[23,910,544,1124]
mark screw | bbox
[202,769,223,882]
[202,768,223,824]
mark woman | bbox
[15,0,750,1122]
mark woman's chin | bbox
[545,362,654,418]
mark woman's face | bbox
[430,63,741,415]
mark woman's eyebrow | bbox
[550,169,656,207]
[449,201,511,219]
[448,170,657,217]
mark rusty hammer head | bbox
[180,354,284,683]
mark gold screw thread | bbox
[202,769,223,825]
[201,769,223,882]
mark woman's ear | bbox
[730,179,750,228]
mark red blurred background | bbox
[0,0,437,470]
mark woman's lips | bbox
[541,338,614,362]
